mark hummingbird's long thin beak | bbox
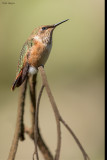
[54,19,69,27]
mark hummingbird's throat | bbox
[33,35,42,43]
[33,35,52,53]
[34,35,51,45]
[34,29,53,45]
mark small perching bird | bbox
[11,19,69,91]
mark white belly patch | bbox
[29,66,37,75]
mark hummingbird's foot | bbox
[40,64,44,68]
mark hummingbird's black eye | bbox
[42,27,47,30]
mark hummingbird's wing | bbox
[11,39,34,90]
[16,39,34,76]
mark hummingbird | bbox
[11,19,69,91]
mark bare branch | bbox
[59,116,90,160]
[7,78,28,160]
[28,75,54,160]
[29,74,37,139]
[8,66,90,160]
[28,74,39,160]
[38,66,61,160]
[36,85,54,160]
[38,66,90,160]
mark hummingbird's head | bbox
[32,19,69,45]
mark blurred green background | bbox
[0,0,104,160]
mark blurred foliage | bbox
[0,0,104,160]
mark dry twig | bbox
[26,74,54,160]
[8,65,90,160]
[28,74,39,160]
[8,78,28,160]
[38,67,61,160]
[38,66,90,160]
[37,85,54,160]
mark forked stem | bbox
[38,66,90,160]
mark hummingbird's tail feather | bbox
[11,62,29,91]
[11,70,23,91]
